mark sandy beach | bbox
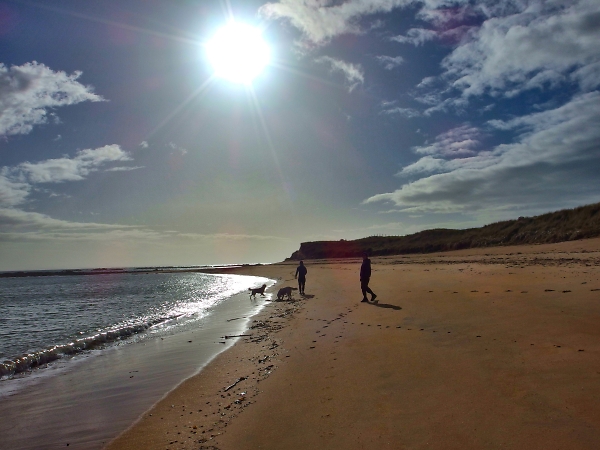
[107,238,600,450]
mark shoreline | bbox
[105,261,302,449]
[0,274,276,450]
[107,238,600,449]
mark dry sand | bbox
[106,238,600,450]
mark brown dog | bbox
[276,286,297,301]
[249,284,267,298]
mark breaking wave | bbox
[0,315,180,378]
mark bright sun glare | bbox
[207,22,270,84]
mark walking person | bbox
[360,253,377,303]
[295,260,307,295]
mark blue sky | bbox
[1,0,599,270]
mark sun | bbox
[206,22,270,84]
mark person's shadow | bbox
[300,294,315,299]
[369,302,402,310]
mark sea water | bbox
[0,270,274,449]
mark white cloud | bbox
[376,55,404,69]
[315,56,364,91]
[0,171,30,207]
[168,142,188,155]
[259,0,412,46]
[365,92,600,213]
[0,145,132,208]
[391,28,437,45]
[381,105,421,117]
[0,143,280,243]
[260,0,600,101]
[0,61,104,136]
[0,207,288,244]
[412,124,482,157]
[0,207,134,232]
[416,0,473,26]
[258,0,479,52]
[17,145,131,184]
[403,0,600,115]
[105,166,144,172]
[397,155,449,176]
[572,60,600,92]
[139,141,149,148]
[441,0,600,98]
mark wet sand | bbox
[0,285,273,450]
[107,239,600,449]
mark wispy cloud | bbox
[16,145,132,184]
[0,207,287,244]
[0,207,135,232]
[412,125,482,158]
[105,166,144,172]
[391,28,437,46]
[168,142,188,155]
[0,170,30,207]
[259,0,411,46]
[380,106,421,118]
[0,62,104,136]
[0,145,131,207]
[365,91,600,213]
[315,56,364,91]
[375,55,404,70]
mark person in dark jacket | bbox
[295,260,307,295]
[360,253,377,303]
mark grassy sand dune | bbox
[290,201,600,259]
[107,238,600,449]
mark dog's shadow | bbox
[370,302,402,310]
